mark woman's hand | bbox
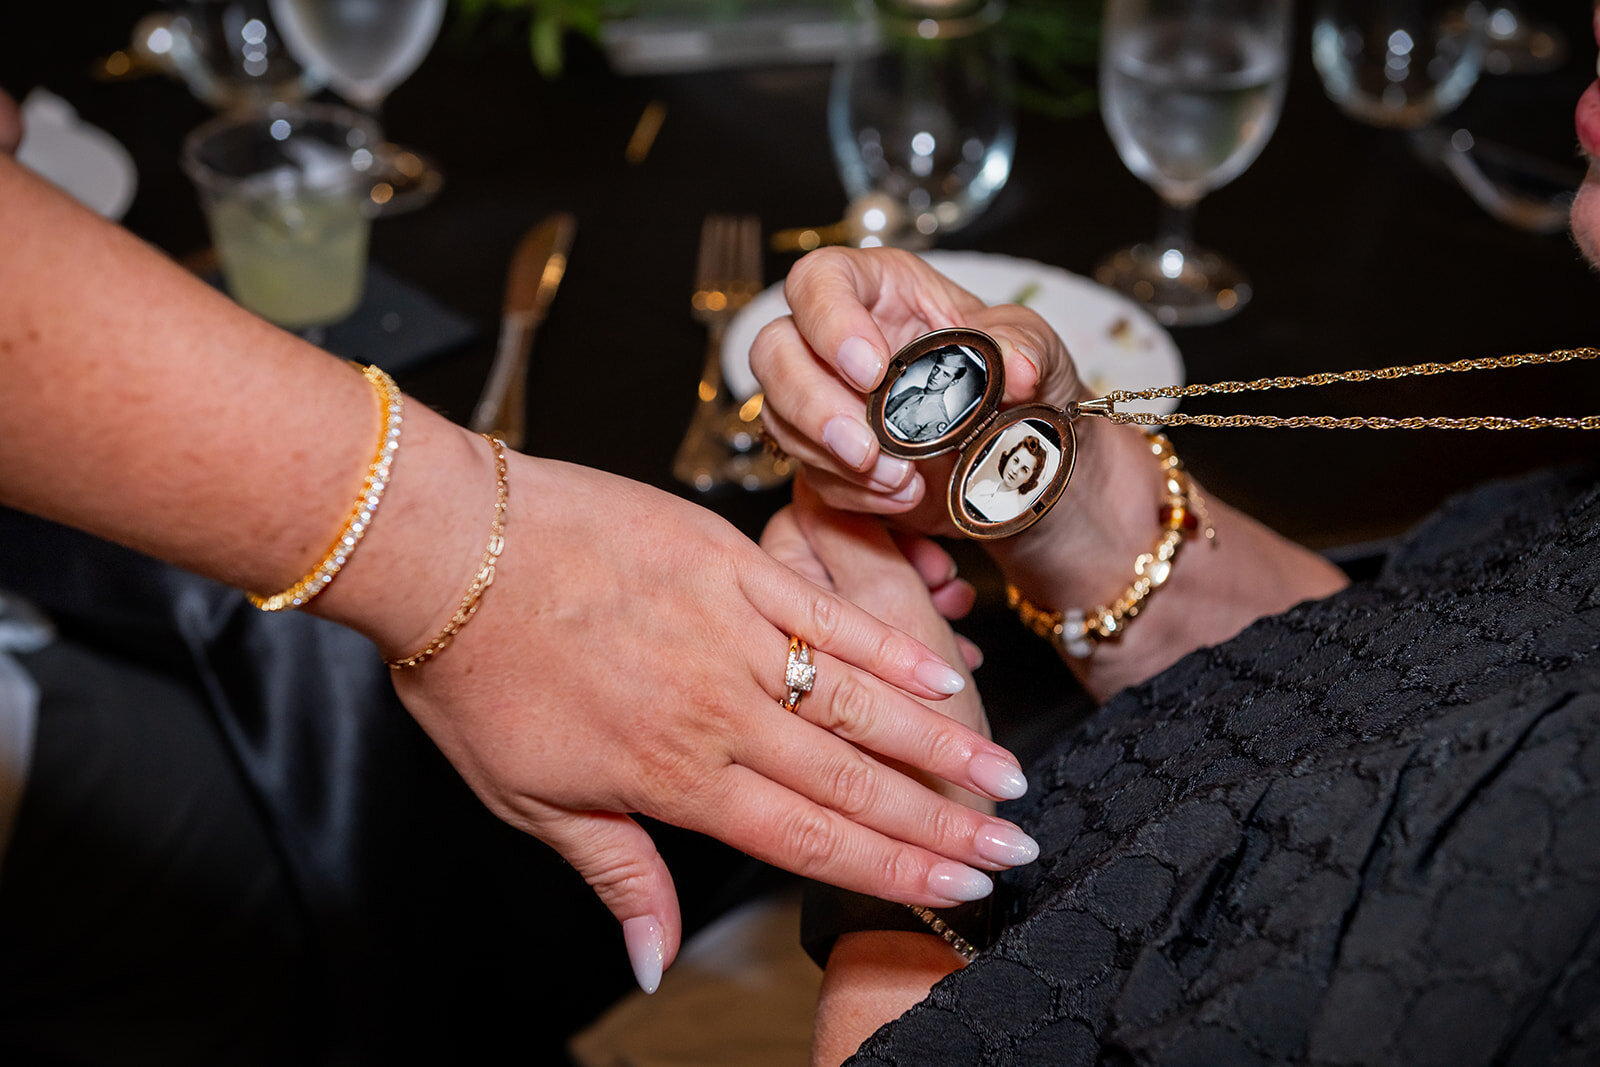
[761,476,996,809]
[750,247,1088,530]
[385,450,1034,994]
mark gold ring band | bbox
[780,636,815,712]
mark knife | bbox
[469,211,577,450]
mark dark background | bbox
[1,1,1596,1061]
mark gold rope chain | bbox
[1074,348,1600,430]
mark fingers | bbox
[889,529,959,590]
[706,764,1036,905]
[889,531,976,619]
[930,578,977,621]
[739,556,967,702]
[753,249,1083,519]
[965,303,1087,411]
[782,247,984,392]
[765,644,1024,797]
[751,316,917,490]
[513,804,683,994]
[758,504,836,592]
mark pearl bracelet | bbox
[1008,432,1213,660]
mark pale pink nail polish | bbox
[837,336,884,391]
[914,660,966,694]
[822,416,875,470]
[623,915,664,994]
[969,752,1027,800]
[929,862,993,902]
[975,823,1040,867]
[869,454,914,491]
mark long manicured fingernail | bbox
[929,862,993,902]
[837,336,884,391]
[914,660,966,694]
[975,823,1039,867]
[968,752,1027,800]
[822,415,875,470]
[623,915,664,994]
[869,454,913,492]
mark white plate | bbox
[16,90,138,221]
[721,250,1184,414]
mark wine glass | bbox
[829,0,1015,245]
[1094,0,1291,327]
[135,0,322,112]
[1311,0,1486,129]
[1482,3,1566,76]
[268,0,447,215]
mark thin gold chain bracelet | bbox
[386,434,510,670]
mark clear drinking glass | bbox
[829,0,1015,244]
[184,103,379,329]
[138,0,322,112]
[268,0,447,214]
[1095,0,1291,327]
[1481,3,1564,76]
[1311,1,1486,129]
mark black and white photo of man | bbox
[883,344,986,443]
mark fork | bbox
[672,214,794,492]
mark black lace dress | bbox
[850,468,1600,1066]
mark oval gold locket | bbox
[867,328,1075,540]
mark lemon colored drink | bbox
[184,103,380,330]
[208,188,368,328]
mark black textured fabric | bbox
[851,467,1600,1066]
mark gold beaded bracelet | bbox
[248,364,403,612]
[385,434,510,670]
[1007,432,1214,660]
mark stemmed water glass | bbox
[1311,1,1485,130]
[1094,0,1291,326]
[268,0,447,214]
[829,0,1015,246]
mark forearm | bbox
[989,417,1349,701]
[0,155,478,655]
[812,932,961,1067]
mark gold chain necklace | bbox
[1068,348,1600,430]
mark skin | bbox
[924,356,962,392]
[0,142,1044,994]
[1000,449,1034,490]
[752,250,1349,700]
[768,14,1600,1057]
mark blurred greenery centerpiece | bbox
[452,0,1097,116]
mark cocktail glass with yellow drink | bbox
[184,103,378,329]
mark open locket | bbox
[868,328,1075,540]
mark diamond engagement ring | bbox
[781,636,816,712]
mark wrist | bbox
[985,417,1166,605]
[308,407,501,659]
